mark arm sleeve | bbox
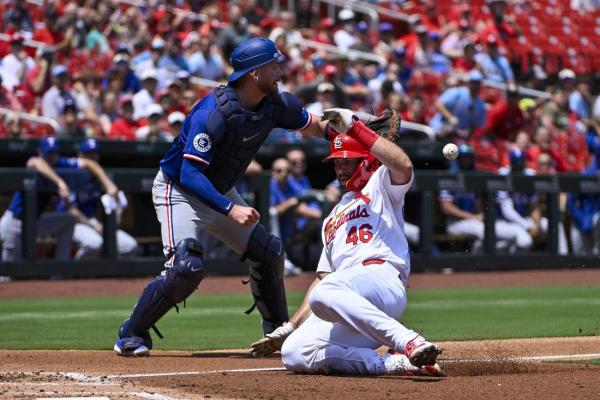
[277,92,311,130]
[180,159,234,215]
[179,108,233,215]
[497,193,533,229]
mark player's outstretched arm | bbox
[320,108,412,185]
[26,157,70,201]
[250,274,326,357]
[79,158,119,197]
[300,113,330,139]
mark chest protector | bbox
[205,86,285,193]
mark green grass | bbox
[1,285,599,350]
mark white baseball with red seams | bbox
[281,166,432,375]
[443,143,459,160]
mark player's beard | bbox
[258,78,279,96]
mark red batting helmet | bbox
[323,134,380,192]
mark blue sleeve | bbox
[500,57,514,81]
[180,158,233,215]
[439,88,459,109]
[277,92,311,130]
[567,194,588,232]
[476,104,486,128]
[182,109,225,169]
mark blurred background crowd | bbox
[2,0,600,271]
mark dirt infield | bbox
[2,269,600,399]
[1,337,599,399]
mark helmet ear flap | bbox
[346,155,380,192]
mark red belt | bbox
[362,258,385,266]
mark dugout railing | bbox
[1,168,599,279]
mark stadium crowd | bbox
[1,0,600,262]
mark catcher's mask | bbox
[323,134,380,192]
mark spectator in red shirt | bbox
[109,96,140,141]
[527,125,568,172]
[470,133,509,173]
[0,112,27,139]
[484,84,525,141]
[0,76,23,111]
[453,40,478,72]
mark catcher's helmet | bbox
[228,38,283,83]
[323,134,380,192]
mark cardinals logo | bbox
[324,204,369,244]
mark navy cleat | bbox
[114,336,150,357]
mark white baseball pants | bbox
[72,218,138,259]
[0,210,75,261]
[152,169,255,257]
[281,262,419,375]
[447,218,532,252]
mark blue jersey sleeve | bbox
[277,92,311,130]
[182,109,225,169]
[180,158,233,215]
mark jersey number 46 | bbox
[346,224,373,245]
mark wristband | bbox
[347,120,379,150]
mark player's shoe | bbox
[114,336,150,357]
[383,350,444,377]
[404,335,442,367]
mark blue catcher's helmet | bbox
[228,37,283,83]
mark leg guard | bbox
[244,223,289,334]
[119,238,205,341]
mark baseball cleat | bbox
[114,337,150,357]
[404,335,442,367]
[384,351,444,377]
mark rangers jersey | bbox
[317,166,413,283]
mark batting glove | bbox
[320,108,358,134]
[250,321,296,357]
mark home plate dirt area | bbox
[2,270,600,400]
[2,337,600,400]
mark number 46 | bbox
[346,224,373,245]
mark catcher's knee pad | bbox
[244,223,289,334]
[121,238,205,338]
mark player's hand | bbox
[448,115,459,127]
[57,182,71,201]
[320,108,358,133]
[250,321,296,357]
[228,204,260,227]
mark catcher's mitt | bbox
[365,108,402,144]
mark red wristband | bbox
[347,120,379,150]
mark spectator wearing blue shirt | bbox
[186,35,226,81]
[158,35,190,76]
[474,35,514,84]
[270,158,320,246]
[559,69,592,121]
[101,54,142,95]
[286,148,323,268]
[568,163,600,255]
[430,70,486,140]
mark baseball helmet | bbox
[228,38,283,83]
[323,134,380,192]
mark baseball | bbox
[443,143,459,160]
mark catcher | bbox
[250,108,443,376]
